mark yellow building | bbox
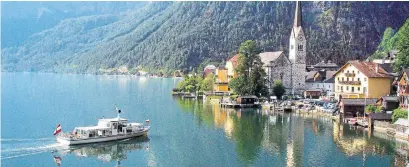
[214,67,229,92]
[213,55,239,92]
[334,61,392,100]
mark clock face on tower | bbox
[298,36,303,41]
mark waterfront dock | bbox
[220,103,260,108]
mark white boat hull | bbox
[56,130,148,146]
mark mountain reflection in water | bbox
[54,136,149,166]
[175,98,409,166]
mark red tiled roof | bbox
[335,60,391,78]
[228,54,240,68]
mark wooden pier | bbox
[220,103,260,108]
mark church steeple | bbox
[293,1,302,28]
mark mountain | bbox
[2,1,409,74]
[1,1,147,48]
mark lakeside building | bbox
[304,70,336,98]
[339,98,378,118]
[203,65,216,77]
[306,60,339,72]
[333,61,393,100]
[213,55,238,92]
[260,1,306,95]
[397,68,409,109]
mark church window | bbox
[298,44,304,51]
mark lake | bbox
[1,72,408,166]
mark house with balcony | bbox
[397,69,409,108]
[334,61,393,100]
[213,55,239,92]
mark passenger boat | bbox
[54,106,150,145]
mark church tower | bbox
[289,1,306,94]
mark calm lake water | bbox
[1,72,408,167]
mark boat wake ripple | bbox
[1,138,67,160]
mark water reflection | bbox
[54,136,149,166]
[175,98,409,166]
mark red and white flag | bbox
[53,124,62,136]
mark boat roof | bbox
[98,117,128,122]
[75,126,110,130]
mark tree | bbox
[229,40,267,97]
[272,80,286,99]
[200,73,214,91]
[365,104,378,113]
[392,107,408,122]
[393,19,409,71]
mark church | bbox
[260,1,306,95]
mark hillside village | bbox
[174,2,409,140]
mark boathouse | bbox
[236,95,258,105]
[340,98,377,118]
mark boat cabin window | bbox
[113,123,118,129]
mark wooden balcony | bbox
[338,81,361,85]
[345,73,355,77]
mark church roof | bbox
[259,51,285,66]
[293,1,302,28]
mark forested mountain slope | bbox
[2,1,409,74]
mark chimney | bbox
[376,63,379,73]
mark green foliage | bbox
[2,2,409,73]
[392,107,408,123]
[365,104,380,113]
[200,73,214,91]
[393,19,409,72]
[177,75,203,93]
[229,40,267,97]
[272,80,286,99]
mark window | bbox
[347,78,349,81]
[338,77,340,81]
[298,44,304,51]
[342,77,344,81]
[352,70,355,74]
[358,87,360,91]
[358,71,360,74]
[337,86,339,90]
[346,86,349,90]
[364,78,367,81]
[347,70,349,73]
[358,78,360,82]
[352,87,354,92]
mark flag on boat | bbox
[53,124,62,135]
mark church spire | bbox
[293,1,302,27]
